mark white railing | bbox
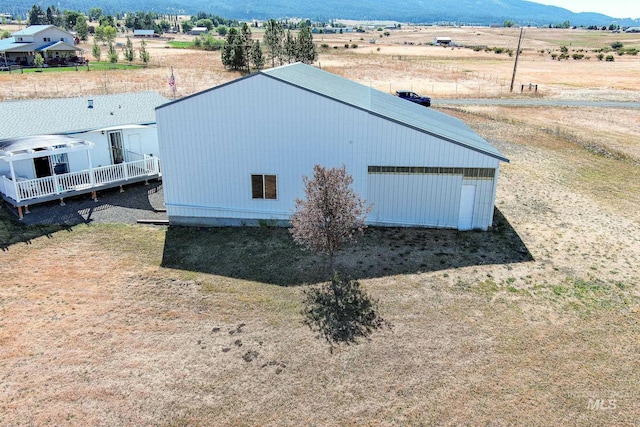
[94,163,126,185]
[1,156,160,203]
[57,170,92,192]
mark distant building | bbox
[190,27,208,36]
[433,37,452,46]
[0,25,82,66]
[133,29,155,38]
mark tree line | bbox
[221,19,317,73]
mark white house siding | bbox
[81,126,159,168]
[157,73,502,229]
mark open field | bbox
[1,25,640,100]
[1,25,639,425]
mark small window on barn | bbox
[251,174,277,199]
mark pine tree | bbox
[107,42,118,64]
[296,22,317,64]
[222,27,249,72]
[263,19,284,67]
[284,30,297,64]
[139,39,150,66]
[239,23,253,73]
[28,5,45,25]
[251,40,265,70]
[221,27,238,69]
[124,36,135,64]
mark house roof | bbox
[134,29,155,35]
[35,41,80,52]
[12,25,55,36]
[260,63,508,162]
[0,92,168,141]
[0,38,27,52]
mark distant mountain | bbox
[3,0,638,26]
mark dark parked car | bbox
[395,90,431,107]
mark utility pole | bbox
[510,27,525,93]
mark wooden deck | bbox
[1,156,161,218]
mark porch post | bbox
[86,150,95,187]
[53,173,61,195]
[122,162,129,181]
[8,160,20,202]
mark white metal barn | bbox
[156,63,509,230]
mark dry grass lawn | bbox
[0,25,639,426]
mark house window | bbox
[43,37,51,42]
[51,150,69,174]
[251,174,277,199]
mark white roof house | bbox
[0,92,167,218]
[0,25,82,66]
[156,63,508,230]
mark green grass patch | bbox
[536,276,638,316]
[167,40,196,49]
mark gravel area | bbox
[14,180,167,226]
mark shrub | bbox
[351,43,358,48]
[493,47,504,54]
[596,53,604,60]
[320,43,329,49]
[605,55,615,61]
[610,41,623,49]
[344,43,349,48]
[572,53,584,60]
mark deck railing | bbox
[1,155,160,203]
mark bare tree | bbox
[290,165,371,272]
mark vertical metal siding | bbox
[157,74,501,228]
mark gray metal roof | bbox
[12,25,54,36]
[0,92,168,141]
[262,63,508,162]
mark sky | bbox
[531,0,640,19]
